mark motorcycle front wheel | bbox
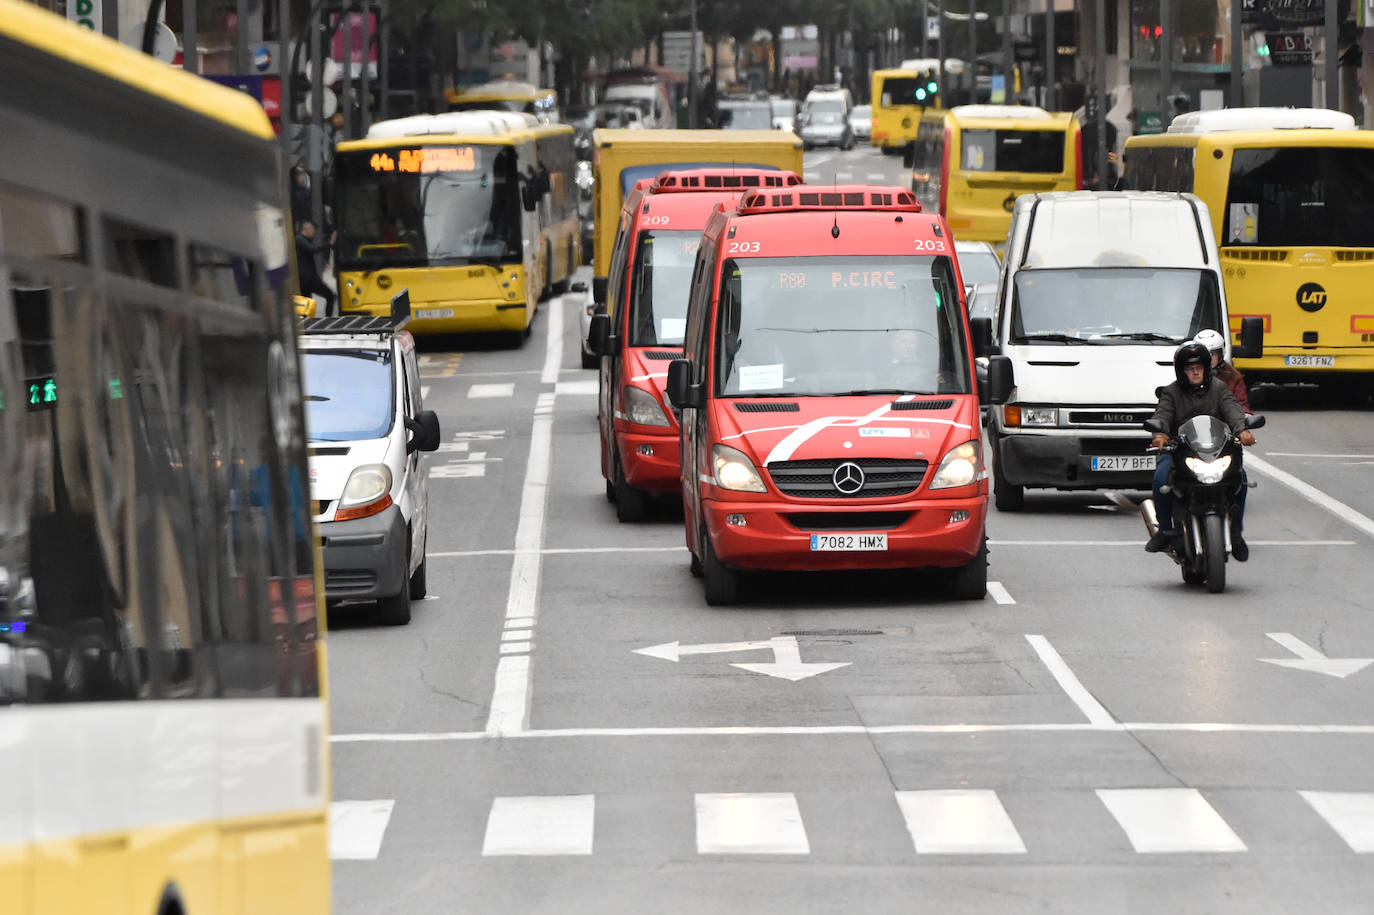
[1204,513,1227,593]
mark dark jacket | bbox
[1151,378,1247,436]
[295,233,332,300]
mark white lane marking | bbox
[987,581,1015,605]
[807,153,837,168]
[1097,789,1246,853]
[1300,791,1374,852]
[330,721,1374,744]
[896,790,1027,854]
[1025,635,1115,727]
[542,295,564,384]
[1259,632,1373,679]
[1247,454,1374,541]
[505,616,534,628]
[420,386,430,399]
[1266,452,1374,459]
[329,800,395,860]
[866,171,887,181]
[987,540,1355,547]
[1103,490,1137,512]
[501,629,533,642]
[500,641,531,655]
[486,391,556,736]
[452,369,543,378]
[695,793,810,855]
[554,379,599,396]
[481,795,595,856]
[468,383,515,399]
[427,540,1355,558]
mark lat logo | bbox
[1297,282,1327,313]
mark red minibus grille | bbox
[767,457,929,498]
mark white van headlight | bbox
[712,444,767,493]
[930,440,984,489]
[624,386,671,427]
[336,464,394,520]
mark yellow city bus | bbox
[871,64,938,153]
[0,2,330,913]
[590,128,804,281]
[1124,107,1374,384]
[530,121,582,293]
[906,104,1081,250]
[333,112,552,341]
[445,79,558,122]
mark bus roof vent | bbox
[736,186,922,215]
[651,170,803,193]
[1167,107,1357,134]
[366,111,537,139]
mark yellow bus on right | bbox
[1124,108,1374,387]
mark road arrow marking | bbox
[1259,632,1373,679]
[634,636,850,681]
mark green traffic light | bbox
[916,88,927,101]
[928,81,938,92]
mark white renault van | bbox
[978,191,1262,510]
[299,292,441,623]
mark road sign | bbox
[1259,632,1373,679]
[1137,110,1164,135]
[634,635,850,681]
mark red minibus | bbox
[665,185,1012,604]
[588,169,803,520]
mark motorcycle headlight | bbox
[930,440,985,490]
[1184,455,1232,484]
[623,386,670,427]
[712,444,767,493]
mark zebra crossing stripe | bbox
[481,795,595,856]
[695,792,810,855]
[896,789,1026,854]
[1097,788,1247,853]
[329,800,395,860]
[1300,791,1374,852]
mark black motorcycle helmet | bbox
[1173,341,1212,392]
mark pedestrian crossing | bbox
[330,788,1374,861]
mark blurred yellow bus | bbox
[871,62,940,154]
[590,128,804,282]
[1124,107,1374,384]
[906,104,1081,249]
[333,111,567,341]
[0,2,330,912]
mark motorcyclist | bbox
[1146,341,1255,560]
[1194,328,1251,413]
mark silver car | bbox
[797,100,854,150]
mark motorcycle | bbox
[1139,412,1264,593]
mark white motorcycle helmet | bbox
[1193,328,1225,354]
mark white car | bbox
[576,281,599,368]
[849,104,872,141]
[953,240,1001,295]
[300,295,441,624]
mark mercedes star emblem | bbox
[832,461,865,495]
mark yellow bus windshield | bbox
[334,144,524,270]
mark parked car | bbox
[797,88,854,149]
[300,294,441,625]
[849,104,872,141]
[716,98,774,130]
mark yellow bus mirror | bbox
[294,295,317,318]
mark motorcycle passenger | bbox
[1194,328,1251,413]
[1146,341,1256,560]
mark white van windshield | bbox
[1010,268,1221,345]
[302,350,395,441]
[714,255,970,396]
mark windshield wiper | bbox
[1016,333,1093,345]
[1098,332,1182,343]
[304,395,331,402]
[830,388,919,396]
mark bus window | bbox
[1223,147,1374,247]
[104,217,178,287]
[961,129,1065,173]
[190,243,257,310]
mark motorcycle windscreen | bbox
[1177,415,1231,460]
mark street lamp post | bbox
[688,0,697,128]
[1043,0,1054,109]
[967,0,975,104]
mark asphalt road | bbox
[327,144,1374,914]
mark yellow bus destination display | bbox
[369,147,478,174]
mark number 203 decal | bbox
[727,241,762,254]
[913,239,946,251]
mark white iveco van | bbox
[978,190,1263,511]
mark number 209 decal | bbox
[913,239,946,252]
[727,241,762,254]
